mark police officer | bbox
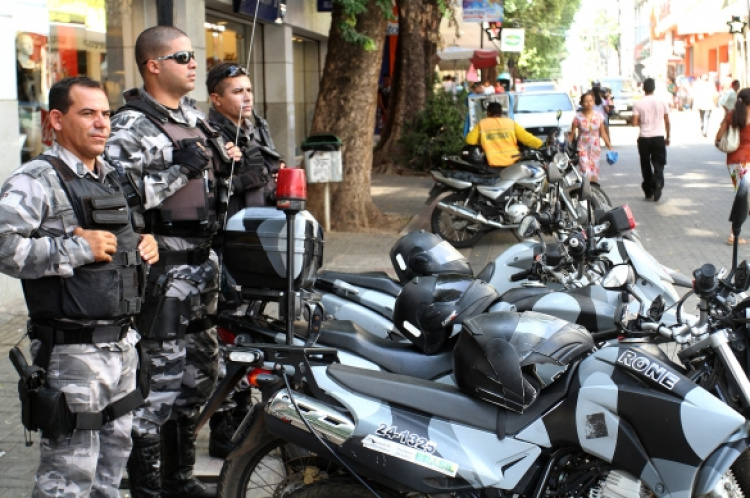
[106,26,239,498]
[0,76,158,497]
[204,62,284,458]
[206,61,284,217]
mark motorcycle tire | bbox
[286,479,396,498]
[730,448,750,495]
[431,192,487,248]
[569,185,611,212]
[219,420,346,498]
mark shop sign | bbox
[238,0,279,23]
[500,28,524,52]
[462,0,504,23]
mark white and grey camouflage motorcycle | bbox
[213,181,750,498]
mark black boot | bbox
[162,418,217,498]
[127,433,162,498]
[208,410,236,459]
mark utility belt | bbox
[135,247,217,341]
[10,331,144,440]
[150,246,211,269]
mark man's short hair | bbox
[643,78,656,93]
[206,62,249,95]
[733,79,741,89]
[49,76,103,114]
[486,102,503,116]
[135,26,188,76]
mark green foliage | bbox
[336,0,393,51]
[501,0,582,78]
[398,89,468,171]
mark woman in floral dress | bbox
[568,91,613,182]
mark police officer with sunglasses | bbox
[202,62,285,458]
[106,26,241,498]
[207,62,285,215]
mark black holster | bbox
[135,273,192,341]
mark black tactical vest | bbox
[22,156,144,321]
[120,90,229,236]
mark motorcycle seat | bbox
[500,287,553,304]
[327,363,575,438]
[441,169,501,186]
[315,270,403,297]
[316,320,454,380]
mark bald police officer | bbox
[106,26,239,498]
[0,76,158,497]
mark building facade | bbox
[0,0,331,305]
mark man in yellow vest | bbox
[466,102,543,167]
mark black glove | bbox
[231,169,270,193]
[174,142,211,179]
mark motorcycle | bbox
[427,114,610,248]
[211,182,750,498]
[216,278,750,498]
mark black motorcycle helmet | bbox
[393,274,500,354]
[390,230,473,284]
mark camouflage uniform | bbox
[106,87,220,497]
[0,143,139,498]
[206,107,282,457]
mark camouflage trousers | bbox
[32,330,139,498]
[132,254,220,436]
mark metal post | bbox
[285,210,297,345]
[324,182,331,232]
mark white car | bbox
[510,91,576,142]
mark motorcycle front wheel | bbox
[431,192,487,248]
[569,184,611,212]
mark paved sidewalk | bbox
[0,110,743,495]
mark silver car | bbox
[510,91,576,141]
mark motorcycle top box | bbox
[223,207,324,291]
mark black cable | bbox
[281,370,382,498]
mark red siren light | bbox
[276,168,307,209]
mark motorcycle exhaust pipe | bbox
[436,201,516,229]
[266,390,355,445]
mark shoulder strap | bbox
[38,154,88,228]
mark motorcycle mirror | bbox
[601,264,636,290]
[729,177,749,233]
[556,109,562,123]
[518,215,541,238]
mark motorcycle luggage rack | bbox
[258,344,339,401]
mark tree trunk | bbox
[373,0,441,173]
[306,1,388,231]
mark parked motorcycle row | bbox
[195,131,750,496]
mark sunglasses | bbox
[148,50,196,65]
[209,65,249,93]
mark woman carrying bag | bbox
[716,87,750,244]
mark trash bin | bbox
[301,134,343,183]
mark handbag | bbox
[718,125,740,153]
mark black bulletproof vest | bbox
[119,90,226,236]
[22,156,144,321]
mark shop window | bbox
[16,0,107,161]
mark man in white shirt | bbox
[632,77,671,202]
[719,79,741,114]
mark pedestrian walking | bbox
[632,77,671,202]
[568,91,613,182]
[106,26,239,498]
[693,74,718,137]
[715,87,750,244]
[719,79,741,114]
[0,76,158,497]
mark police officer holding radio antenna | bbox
[1,76,159,497]
[204,62,285,457]
[106,26,240,498]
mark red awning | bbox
[470,50,499,69]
